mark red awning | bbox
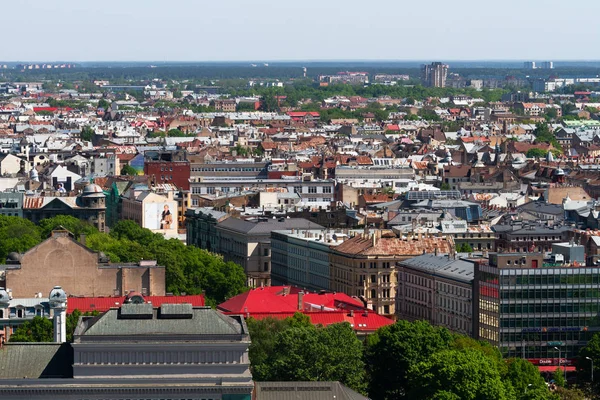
[538,366,576,372]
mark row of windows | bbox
[501,274,600,285]
[499,317,598,329]
[501,289,600,300]
[192,167,262,172]
[501,302,600,314]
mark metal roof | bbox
[406,190,461,201]
[400,254,474,283]
[255,381,370,400]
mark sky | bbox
[4,0,600,62]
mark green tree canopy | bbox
[38,215,99,240]
[247,314,366,394]
[9,316,53,342]
[365,320,455,399]
[0,216,42,261]
[407,349,512,400]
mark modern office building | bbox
[474,252,600,367]
[421,62,449,88]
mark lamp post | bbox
[554,347,566,383]
[586,357,594,383]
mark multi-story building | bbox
[0,303,254,400]
[189,177,335,209]
[214,99,237,112]
[185,207,229,251]
[204,217,323,287]
[0,192,23,217]
[397,253,474,336]
[22,184,107,232]
[493,222,571,254]
[0,229,165,298]
[474,252,600,365]
[270,229,349,291]
[121,184,179,237]
[144,150,190,190]
[421,62,449,88]
[330,231,454,316]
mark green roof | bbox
[0,343,72,379]
[79,305,245,336]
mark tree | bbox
[97,98,109,109]
[553,367,566,388]
[505,358,549,400]
[120,164,138,176]
[167,129,187,137]
[456,243,474,253]
[0,216,42,261]
[80,126,95,142]
[38,215,98,240]
[407,349,511,400]
[248,315,366,394]
[579,332,600,392]
[527,148,548,158]
[365,320,455,399]
[440,183,451,190]
[9,316,53,342]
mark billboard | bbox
[144,201,178,232]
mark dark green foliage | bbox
[247,314,366,394]
[9,316,53,342]
[120,164,138,176]
[38,215,99,240]
[80,126,95,142]
[365,320,455,399]
[533,123,561,151]
[527,148,549,158]
[456,243,474,253]
[407,349,511,400]
[0,216,42,261]
[505,358,549,399]
[0,217,247,306]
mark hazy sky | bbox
[5,0,600,61]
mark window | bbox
[264,262,269,272]
[323,186,332,193]
[384,305,390,314]
[371,274,377,283]
[264,248,269,256]
[294,186,302,193]
[192,198,199,206]
[17,309,23,318]
[370,289,377,299]
[308,198,317,202]
[308,186,317,193]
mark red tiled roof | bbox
[67,294,205,313]
[287,112,320,118]
[232,310,393,332]
[33,107,73,112]
[217,286,364,314]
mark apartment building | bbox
[421,62,449,88]
[330,231,454,317]
[397,253,474,336]
[270,229,349,291]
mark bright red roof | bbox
[225,310,393,333]
[67,294,205,313]
[287,111,320,117]
[33,107,73,112]
[217,286,364,314]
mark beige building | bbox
[121,185,179,237]
[0,230,165,298]
[330,231,454,317]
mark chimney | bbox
[298,291,304,311]
[80,234,86,247]
[434,247,439,256]
[350,310,354,317]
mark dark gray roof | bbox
[218,217,323,235]
[406,190,461,201]
[0,343,72,379]
[77,305,246,337]
[400,254,474,283]
[255,381,370,400]
[517,201,564,215]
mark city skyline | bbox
[5,0,600,62]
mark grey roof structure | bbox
[254,381,370,400]
[77,305,246,337]
[188,206,229,220]
[400,254,474,283]
[218,217,323,235]
[406,190,462,201]
[0,343,73,379]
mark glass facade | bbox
[479,265,600,359]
